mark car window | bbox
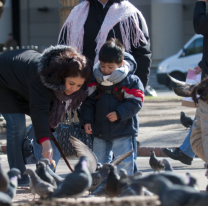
[184,38,203,56]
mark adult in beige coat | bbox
[190,77,208,175]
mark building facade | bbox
[0,0,200,66]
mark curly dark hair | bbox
[39,47,92,87]
[191,76,208,105]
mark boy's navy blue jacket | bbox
[81,53,144,140]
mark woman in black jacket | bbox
[0,45,92,186]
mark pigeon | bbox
[70,136,134,173]
[180,111,193,129]
[133,172,198,190]
[186,172,198,190]
[162,159,173,171]
[0,162,9,193]
[135,175,208,206]
[88,178,107,197]
[25,169,56,200]
[117,169,143,197]
[6,168,21,199]
[167,74,194,97]
[0,191,12,206]
[69,136,98,173]
[89,163,111,192]
[36,161,57,188]
[38,158,64,186]
[149,150,165,172]
[104,164,120,197]
[50,156,92,199]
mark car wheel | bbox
[168,72,185,90]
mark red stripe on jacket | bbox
[87,82,97,88]
[115,86,144,102]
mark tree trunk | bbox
[0,0,6,21]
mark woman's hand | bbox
[84,124,92,134]
[42,140,54,164]
[194,65,202,75]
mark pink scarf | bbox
[58,0,148,64]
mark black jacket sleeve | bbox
[193,1,208,35]
[29,76,54,143]
[198,59,203,68]
[130,13,152,89]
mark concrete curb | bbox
[137,146,172,157]
[0,145,194,158]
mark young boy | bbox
[81,38,144,175]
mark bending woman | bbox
[0,45,92,186]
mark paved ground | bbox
[0,90,207,205]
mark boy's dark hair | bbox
[191,76,208,105]
[99,38,124,64]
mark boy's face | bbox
[100,61,123,76]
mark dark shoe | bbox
[163,148,193,165]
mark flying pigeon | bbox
[25,169,56,200]
[180,111,193,129]
[149,150,165,172]
[6,168,21,199]
[70,136,134,173]
[50,156,92,199]
[36,161,57,188]
[167,74,195,97]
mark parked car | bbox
[157,34,203,89]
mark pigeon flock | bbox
[0,137,208,206]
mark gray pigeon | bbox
[88,178,107,197]
[25,169,56,200]
[117,169,143,197]
[89,163,111,192]
[180,111,193,129]
[149,150,165,172]
[51,156,92,199]
[38,158,64,186]
[70,136,134,173]
[6,168,21,199]
[0,191,12,206]
[133,172,197,189]
[162,159,173,171]
[186,172,198,190]
[104,164,120,197]
[0,162,9,193]
[36,161,57,188]
[135,175,208,206]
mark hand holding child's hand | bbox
[107,112,118,122]
[84,124,92,134]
